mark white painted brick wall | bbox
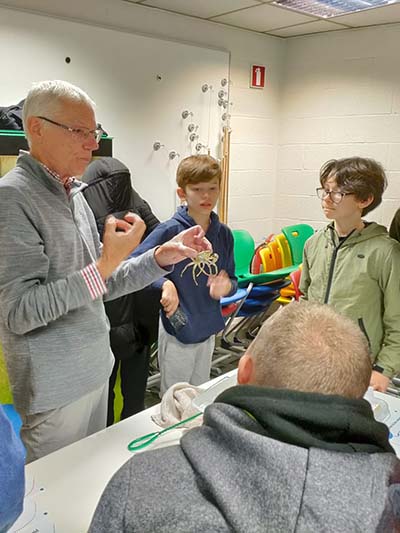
[0,1,284,242]
[228,48,282,239]
[5,3,400,241]
[229,170,275,196]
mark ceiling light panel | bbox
[274,0,398,18]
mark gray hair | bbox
[249,301,371,399]
[23,80,96,145]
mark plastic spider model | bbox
[180,250,219,285]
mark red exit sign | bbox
[250,65,266,89]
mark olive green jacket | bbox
[300,222,400,378]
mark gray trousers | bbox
[21,383,108,463]
[158,319,215,396]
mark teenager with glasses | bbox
[300,156,400,393]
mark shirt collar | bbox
[40,162,75,196]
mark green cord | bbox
[127,412,202,452]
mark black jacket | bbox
[390,208,400,244]
[0,100,24,130]
[82,157,161,359]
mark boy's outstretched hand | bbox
[207,270,232,300]
[154,225,212,267]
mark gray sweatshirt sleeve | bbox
[0,184,169,335]
[104,249,172,302]
[0,189,98,335]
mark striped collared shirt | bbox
[40,163,75,196]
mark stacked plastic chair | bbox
[251,224,314,303]
[216,230,288,357]
[214,225,312,370]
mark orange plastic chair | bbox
[280,285,295,298]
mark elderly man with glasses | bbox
[0,80,210,462]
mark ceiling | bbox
[123,0,400,37]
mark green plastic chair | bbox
[233,230,295,287]
[282,224,314,266]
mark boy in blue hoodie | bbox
[133,155,237,395]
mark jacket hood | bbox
[82,156,130,184]
[173,205,220,240]
[82,157,132,212]
[216,385,394,453]
[324,221,389,246]
[81,157,135,225]
[180,386,397,532]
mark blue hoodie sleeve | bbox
[0,406,25,533]
[130,221,180,291]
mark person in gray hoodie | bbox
[0,80,211,463]
[89,301,399,533]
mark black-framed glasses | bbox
[316,187,354,204]
[37,116,104,143]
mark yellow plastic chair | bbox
[259,245,278,273]
[269,240,282,270]
[275,234,292,268]
[233,230,289,286]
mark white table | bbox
[22,403,184,533]
[11,381,400,533]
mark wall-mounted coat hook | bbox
[195,142,206,152]
[201,83,213,93]
[189,133,199,142]
[169,150,180,160]
[153,141,165,151]
[181,110,193,119]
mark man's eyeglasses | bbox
[316,187,354,204]
[37,116,104,143]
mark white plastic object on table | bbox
[365,386,390,422]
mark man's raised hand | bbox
[97,213,145,279]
